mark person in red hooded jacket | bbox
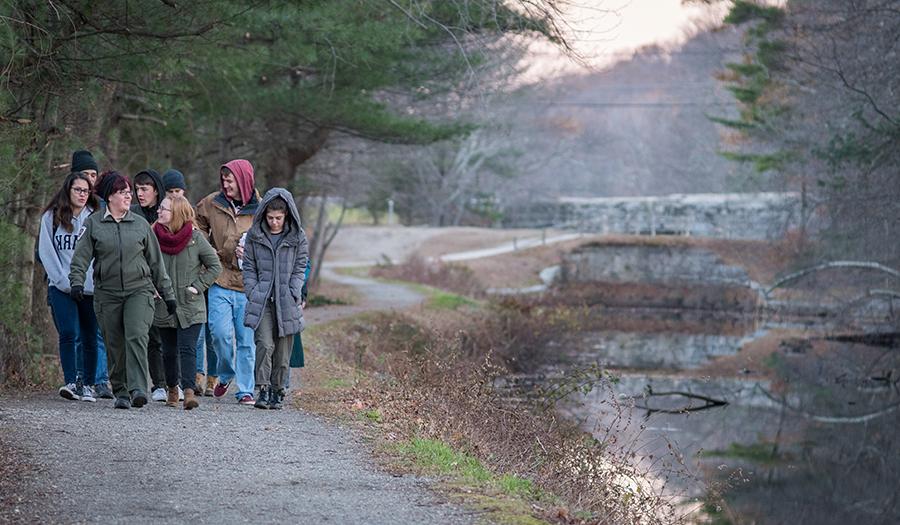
[195,160,261,405]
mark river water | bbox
[525,307,900,524]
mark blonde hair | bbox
[164,195,195,233]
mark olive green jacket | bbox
[153,229,223,329]
[69,210,174,300]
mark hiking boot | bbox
[79,385,97,403]
[254,387,270,409]
[130,390,148,408]
[195,373,204,393]
[204,376,217,397]
[151,387,167,402]
[183,388,199,410]
[269,389,284,410]
[114,397,131,409]
[213,381,230,398]
[59,383,79,401]
[166,387,179,407]
[237,394,254,406]
[94,383,114,399]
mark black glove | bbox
[165,299,177,315]
[70,285,84,302]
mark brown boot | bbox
[165,387,179,407]
[205,376,217,397]
[195,373,205,392]
[183,388,200,410]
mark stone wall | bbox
[504,192,802,240]
[561,242,758,288]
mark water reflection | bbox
[532,307,900,524]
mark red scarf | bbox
[153,221,193,255]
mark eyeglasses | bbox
[71,187,91,195]
[115,189,132,197]
[159,206,172,212]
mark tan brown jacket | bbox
[195,190,261,292]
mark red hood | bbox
[221,159,255,204]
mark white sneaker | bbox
[59,383,80,401]
[177,386,184,401]
[151,387,167,402]
[79,385,96,403]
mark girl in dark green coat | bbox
[152,195,222,409]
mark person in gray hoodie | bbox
[130,168,169,401]
[39,172,101,402]
[242,188,308,410]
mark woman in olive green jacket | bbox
[152,195,222,409]
[69,172,176,409]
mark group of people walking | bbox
[39,150,309,410]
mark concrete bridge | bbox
[503,192,803,240]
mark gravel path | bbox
[0,272,470,524]
[0,393,473,524]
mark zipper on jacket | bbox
[117,222,125,290]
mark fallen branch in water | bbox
[634,387,728,415]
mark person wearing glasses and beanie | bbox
[69,172,176,409]
[64,151,114,399]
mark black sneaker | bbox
[254,387,270,409]
[94,383,114,399]
[114,397,131,409]
[269,389,284,410]
[59,383,80,401]
[130,390,148,408]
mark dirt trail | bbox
[0,394,472,524]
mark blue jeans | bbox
[48,286,98,385]
[77,326,109,384]
[207,284,255,399]
[195,323,218,376]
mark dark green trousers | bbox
[94,289,155,399]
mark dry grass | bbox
[370,255,485,297]
[300,300,686,524]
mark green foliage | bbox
[362,409,383,423]
[497,474,535,498]
[707,442,780,464]
[427,291,477,310]
[397,438,492,483]
[0,220,27,330]
[724,1,785,26]
[714,2,790,176]
[720,150,793,173]
[307,294,349,307]
[757,40,788,70]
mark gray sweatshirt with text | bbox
[39,208,95,294]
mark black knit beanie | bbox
[71,150,98,173]
[162,169,187,191]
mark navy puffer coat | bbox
[241,188,309,336]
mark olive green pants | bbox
[254,302,293,390]
[94,289,155,399]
